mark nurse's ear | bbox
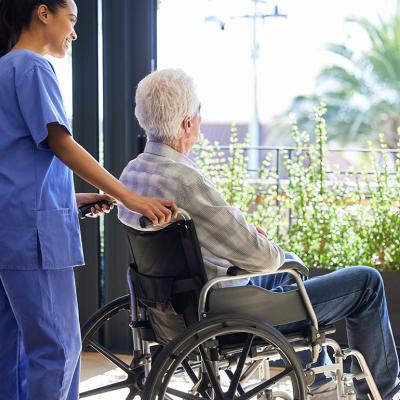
[36,5,51,25]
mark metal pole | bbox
[204,2,287,177]
[248,0,260,175]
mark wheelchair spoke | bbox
[239,367,293,400]
[199,344,225,399]
[182,359,200,385]
[181,360,214,399]
[225,369,245,396]
[238,359,263,384]
[166,387,208,400]
[86,338,131,374]
[125,387,140,400]
[142,319,307,400]
[79,379,133,398]
[226,333,254,397]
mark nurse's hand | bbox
[76,193,115,218]
[121,193,178,225]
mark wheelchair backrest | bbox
[125,218,208,343]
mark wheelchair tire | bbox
[143,314,307,400]
[80,295,145,400]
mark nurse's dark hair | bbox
[0,0,67,56]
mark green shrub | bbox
[192,105,400,270]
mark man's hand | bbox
[76,193,115,218]
[121,194,178,225]
[256,226,268,238]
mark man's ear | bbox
[37,5,51,25]
[183,116,192,134]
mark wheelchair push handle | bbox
[139,208,190,228]
[78,200,115,219]
[139,205,177,228]
[139,215,153,228]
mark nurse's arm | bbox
[46,123,178,224]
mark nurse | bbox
[0,0,177,399]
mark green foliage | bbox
[192,106,400,270]
[285,1,400,148]
[194,125,259,215]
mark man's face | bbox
[189,105,202,148]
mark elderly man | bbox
[118,68,399,400]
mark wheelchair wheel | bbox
[79,295,145,400]
[143,315,307,400]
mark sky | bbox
[157,0,397,124]
[51,0,397,127]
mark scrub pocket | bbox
[36,208,84,269]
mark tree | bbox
[287,2,400,147]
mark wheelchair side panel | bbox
[207,285,309,326]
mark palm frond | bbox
[323,43,354,61]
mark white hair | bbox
[135,69,200,144]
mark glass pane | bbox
[48,48,73,127]
[157,0,397,149]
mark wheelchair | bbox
[79,210,382,400]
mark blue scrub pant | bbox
[0,268,81,400]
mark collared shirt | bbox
[118,141,284,284]
[0,50,84,269]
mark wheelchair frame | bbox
[197,268,381,400]
[79,212,383,400]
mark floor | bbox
[79,352,292,399]
[80,352,135,399]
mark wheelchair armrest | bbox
[226,259,309,278]
[226,266,248,276]
[278,260,309,278]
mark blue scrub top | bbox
[0,50,84,269]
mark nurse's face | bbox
[39,0,78,58]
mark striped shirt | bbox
[118,141,285,285]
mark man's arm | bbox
[117,155,283,272]
[183,173,284,273]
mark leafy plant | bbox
[192,105,400,270]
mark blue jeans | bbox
[251,264,399,400]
